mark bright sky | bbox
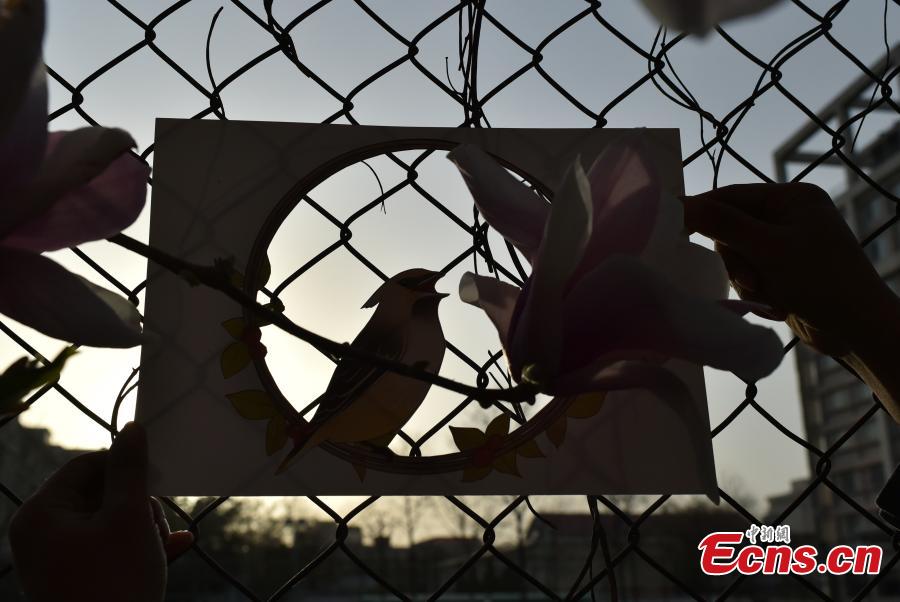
[3,0,897,515]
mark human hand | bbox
[9,422,193,602]
[681,182,895,357]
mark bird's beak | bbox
[420,270,444,285]
[424,271,447,299]
[416,270,447,298]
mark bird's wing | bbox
[276,318,409,474]
[308,318,407,428]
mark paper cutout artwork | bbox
[137,120,780,496]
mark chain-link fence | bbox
[2,0,900,600]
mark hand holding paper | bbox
[684,182,900,422]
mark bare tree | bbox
[367,496,432,591]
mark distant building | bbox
[408,536,485,591]
[0,418,84,597]
[0,417,85,522]
[764,478,817,537]
[524,510,753,599]
[775,43,900,600]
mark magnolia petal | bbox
[508,159,593,381]
[0,247,143,347]
[0,63,48,201]
[639,191,687,268]
[560,255,783,382]
[82,278,142,334]
[448,144,549,261]
[639,0,782,34]
[573,137,662,280]
[554,358,684,395]
[715,0,783,26]
[647,239,730,301]
[459,272,520,348]
[0,0,45,137]
[551,359,716,494]
[638,191,732,301]
[4,129,149,252]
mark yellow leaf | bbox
[486,413,510,437]
[517,438,544,458]
[567,392,607,419]
[450,426,486,451]
[462,465,492,482]
[221,342,251,378]
[266,415,288,455]
[227,390,276,420]
[493,452,520,477]
[222,318,246,340]
[547,415,567,448]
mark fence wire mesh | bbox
[1,0,900,600]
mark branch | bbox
[109,233,536,404]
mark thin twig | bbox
[206,6,226,119]
[110,367,139,444]
[108,233,536,405]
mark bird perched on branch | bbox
[277,268,448,473]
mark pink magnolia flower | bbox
[0,0,148,347]
[449,138,783,399]
[639,0,783,34]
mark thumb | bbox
[681,191,772,255]
[103,421,149,513]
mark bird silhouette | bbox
[277,268,448,474]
